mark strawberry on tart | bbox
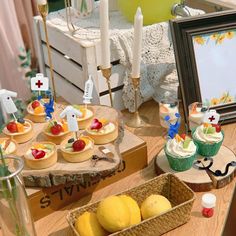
[73,105,94,129]
[27,99,46,123]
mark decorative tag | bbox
[0,89,18,114]
[60,106,83,132]
[83,75,94,104]
[31,73,49,91]
[203,110,220,124]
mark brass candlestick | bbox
[126,76,146,128]
[101,66,113,107]
[64,0,76,33]
[37,2,57,102]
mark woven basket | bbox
[67,173,195,236]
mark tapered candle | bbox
[37,0,47,5]
[100,0,110,69]
[131,7,143,78]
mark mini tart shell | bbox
[24,142,57,169]
[60,136,94,163]
[43,125,71,145]
[86,122,118,145]
[77,108,94,130]
[3,119,34,144]
[0,138,18,155]
[27,100,46,123]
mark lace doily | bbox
[47,3,204,111]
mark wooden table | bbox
[1,100,236,235]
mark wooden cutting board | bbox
[6,104,124,187]
[155,145,236,191]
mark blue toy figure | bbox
[38,92,54,120]
[165,113,181,139]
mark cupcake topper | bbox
[165,113,181,139]
[0,89,18,120]
[31,73,49,92]
[43,94,54,120]
[203,110,220,124]
[83,75,94,105]
[60,106,82,132]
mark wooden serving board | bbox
[6,105,124,187]
[155,145,236,192]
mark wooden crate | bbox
[26,129,147,220]
[186,0,235,12]
[33,15,125,110]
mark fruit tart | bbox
[2,118,34,144]
[27,99,46,123]
[43,120,71,145]
[73,105,94,129]
[60,136,94,163]
[86,118,118,144]
[24,142,57,169]
[0,138,17,155]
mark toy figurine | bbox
[165,113,181,139]
[42,95,54,120]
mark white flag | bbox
[0,89,18,114]
[31,73,49,91]
[203,110,220,124]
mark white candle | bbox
[131,7,143,78]
[100,0,110,69]
[37,0,47,5]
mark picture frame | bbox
[170,10,236,127]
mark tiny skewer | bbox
[12,113,17,121]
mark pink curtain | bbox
[0,0,31,100]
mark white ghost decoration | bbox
[0,89,18,114]
[60,106,82,132]
[203,110,220,124]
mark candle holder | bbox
[64,0,76,33]
[101,66,113,107]
[37,2,57,102]
[126,76,146,128]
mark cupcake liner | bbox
[192,130,224,157]
[164,146,197,172]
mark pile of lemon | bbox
[75,194,172,236]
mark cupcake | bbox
[43,120,71,145]
[73,105,94,129]
[86,118,118,145]
[192,123,224,157]
[165,134,197,171]
[3,119,34,144]
[24,142,57,169]
[60,136,94,163]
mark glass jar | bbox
[71,0,94,18]
[159,92,179,128]
[188,102,208,131]
[201,193,216,218]
[0,157,36,236]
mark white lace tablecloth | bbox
[47,3,204,111]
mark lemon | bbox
[75,211,106,236]
[97,196,130,233]
[141,194,172,220]
[119,195,141,226]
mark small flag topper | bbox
[83,75,94,104]
[164,113,181,139]
[31,73,49,91]
[60,106,83,132]
[0,89,18,114]
[203,110,220,125]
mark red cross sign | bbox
[31,73,49,91]
[203,110,220,125]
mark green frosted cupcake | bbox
[164,135,197,171]
[192,124,224,157]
